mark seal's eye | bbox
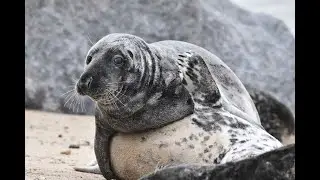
[113,55,124,67]
[86,56,92,65]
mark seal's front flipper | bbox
[95,125,117,179]
[74,163,101,174]
[176,52,221,107]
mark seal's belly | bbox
[110,115,230,180]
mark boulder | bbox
[25,0,295,115]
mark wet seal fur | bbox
[73,34,284,179]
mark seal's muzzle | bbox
[76,75,93,95]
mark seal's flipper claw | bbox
[87,158,98,166]
[74,164,101,174]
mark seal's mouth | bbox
[76,84,86,96]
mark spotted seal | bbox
[73,33,283,179]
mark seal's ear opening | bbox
[127,50,134,59]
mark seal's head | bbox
[76,33,163,117]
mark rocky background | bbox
[25,0,295,115]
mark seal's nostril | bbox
[76,83,85,95]
[87,77,93,88]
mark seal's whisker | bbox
[71,77,79,84]
[75,95,80,113]
[69,93,77,112]
[114,89,130,99]
[97,90,117,104]
[80,97,85,112]
[102,80,127,85]
[105,88,125,107]
[87,33,94,46]
[64,92,75,107]
[110,96,120,111]
[71,92,80,112]
[61,89,75,97]
[102,94,117,104]
[66,93,76,110]
[67,85,76,88]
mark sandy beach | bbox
[25,110,104,180]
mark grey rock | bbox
[139,144,295,180]
[25,0,295,115]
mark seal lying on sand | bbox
[73,33,290,179]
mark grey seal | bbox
[73,33,284,179]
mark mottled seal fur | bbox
[73,33,284,179]
[246,85,295,144]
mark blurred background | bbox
[25,0,295,116]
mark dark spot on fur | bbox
[182,138,188,143]
[192,118,202,126]
[187,98,193,105]
[172,128,176,132]
[188,61,195,68]
[240,140,247,143]
[189,134,197,141]
[159,143,168,148]
[213,158,218,164]
[204,148,209,153]
[230,138,238,145]
[199,153,203,157]
[202,93,220,104]
[182,78,187,85]
[253,145,264,150]
[175,142,181,146]
[203,159,209,163]
[189,144,195,149]
[263,134,275,140]
[178,54,186,58]
[209,145,213,148]
[192,115,222,133]
[218,151,227,160]
[203,136,210,141]
[187,67,193,72]
[230,121,249,129]
[198,133,204,137]
[186,71,198,82]
[231,134,236,137]
[192,58,199,65]
[208,153,212,159]
[140,137,146,142]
